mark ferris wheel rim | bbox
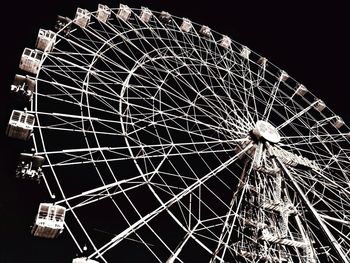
[14,3,350,262]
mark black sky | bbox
[0,1,349,262]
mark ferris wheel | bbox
[6,3,350,263]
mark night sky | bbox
[0,1,349,262]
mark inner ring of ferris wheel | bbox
[6,4,350,263]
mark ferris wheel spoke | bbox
[292,174,349,214]
[36,90,82,105]
[128,53,253,132]
[50,48,92,68]
[129,105,233,139]
[323,220,350,252]
[56,177,148,209]
[152,181,234,230]
[276,158,350,262]
[36,125,120,137]
[85,13,182,70]
[125,85,232,134]
[133,60,236,125]
[39,66,123,104]
[166,221,200,263]
[35,72,103,98]
[284,159,350,200]
[9,5,347,262]
[255,58,267,85]
[236,58,258,124]
[312,168,350,199]
[124,88,249,139]
[72,21,146,68]
[125,113,240,144]
[243,83,259,123]
[45,54,127,85]
[37,139,243,156]
[46,49,97,73]
[40,147,238,168]
[41,63,93,96]
[280,140,350,181]
[280,133,350,147]
[87,144,252,258]
[276,143,350,173]
[40,123,240,166]
[277,101,318,131]
[153,167,234,221]
[245,62,272,121]
[148,145,234,210]
[210,184,248,262]
[45,47,134,93]
[262,79,284,121]
[165,214,227,263]
[118,15,250,127]
[74,27,102,51]
[35,89,122,120]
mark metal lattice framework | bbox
[8,4,350,263]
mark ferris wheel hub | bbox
[252,120,281,143]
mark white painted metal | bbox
[279,70,289,82]
[31,203,66,239]
[96,4,111,23]
[314,99,326,112]
[10,4,349,263]
[252,120,281,143]
[72,258,99,263]
[16,153,44,181]
[55,15,71,34]
[35,29,56,52]
[140,7,152,23]
[240,45,251,59]
[74,8,91,28]
[6,110,35,140]
[159,11,171,24]
[116,4,131,22]
[295,83,308,96]
[219,35,231,49]
[19,48,42,74]
[180,18,192,33]
[199,25,211,38]
[333,115,345,129]
[10,74,35,99]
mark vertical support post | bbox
[276,158,349,263]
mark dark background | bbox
[0,0,349,262]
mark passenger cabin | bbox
[278,70,289,82]
[74,8,91,28]
[240,46,251,59]
[19,48,43,75]
[199,26,211,38]
[180,18,192,33]
[11,74,35,99]
[314,99,326,112]
[333,116,344,129]
[159,11,172,25]
[96,4,111,23]
[295,84,308,96]
[6,110,35,141]
[55,15,72,35]
[140,7,152,23]
[36,29,56,52]
[16,153,45,181]
[219,35,231,49]
[117,4,132,21]
[257,57,268,67]
[72,258,99,263]
[31,203,66,239]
